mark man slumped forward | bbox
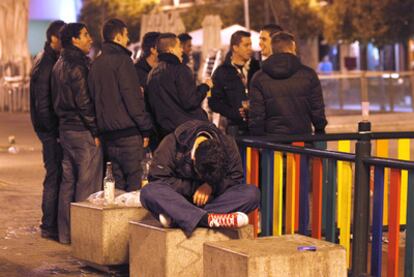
[140,120,260,236]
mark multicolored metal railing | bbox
[237,126,414,277]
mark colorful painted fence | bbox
[237,130,414,277]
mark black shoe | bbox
[41,229,59,241]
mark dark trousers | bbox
[140,182,260,236]
[37,132,62,233]
[58,130,103,242]
[105,135,144,192]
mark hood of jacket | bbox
[262,52,301,79]
[173,120,222,154]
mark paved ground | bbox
[0,113,108,277]
[0,111,411,276]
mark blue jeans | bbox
[140,182,260,236]
[37,131,62,233]
[58,130,103,242]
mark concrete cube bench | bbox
[204,234,347,277]
[129,219,253,277]
[71,202,151,266]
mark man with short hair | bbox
[140,120,260,237]
[146,33,211,139]
[52,23,103,244]
[89,18,153,192]
[178,33,193,68]
[259,24,283,60]
[208,30,260,135]
[248,31,327,136]
[135,31,160,88]
[30,20,66,241]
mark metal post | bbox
[351,121,372,277]
[243,0,250,30]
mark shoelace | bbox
[208,213,238,228]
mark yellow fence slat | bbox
[376,140,389,225]
[273,152,283,236]
[337,140,352,267]
[398,139,410,225]
[337,140,351,227]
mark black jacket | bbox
[148,120,243,199]
[88,42,152,140]
[208,55,260,127]
[248,53,327,136]
[146,53,208,136]
[134,57,152,88]
[30,43,59,135]
[51,45,98,136]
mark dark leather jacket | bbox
[30,43,59,135]
[51,45,98,137]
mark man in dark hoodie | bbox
[52,23,102,244]
[140,120,260,236]
[30,20,66,240]
[89,19,153,191]
[248,31,327,136]
[146,33,211,140]
[208,31,260,136]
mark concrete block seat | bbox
[129,219,254,277]
[204,234,347,277]
[71,202,151,266]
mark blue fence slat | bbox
[260,149,274,236]
[299,155,310,235]
[405,170,414,277]
[325,159,337,243]
[371,166,385,277]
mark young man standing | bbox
[52,23,103,244]
[89,19,152,191]
[208,31,260,135]
[178,33,193,69]
[30,20,66,240]
[140,120,260,237]
[146,33,211,139]
[249,32,327,136]
[259,24,283,61]
[134,31,160,88]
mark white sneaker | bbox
[208,212,249,228]
[159,214,172,228]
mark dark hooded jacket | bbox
[248,53,327,136]
[51,45,98,136]
[146,53,208,137]
[148,120,243,200]
[30,43,59,135]
[208,54,260,128]
[88,42,152,140]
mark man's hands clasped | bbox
[193,183,212,206]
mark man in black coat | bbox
[51,23,103,244]
[146,33,211,139]
[134,31,160,151]
[134,31,160,89]
[89,19,153,191]
[140,120,260,236]
[30,20,66,240]
[208,31,260,135]
[249,31,327,136]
